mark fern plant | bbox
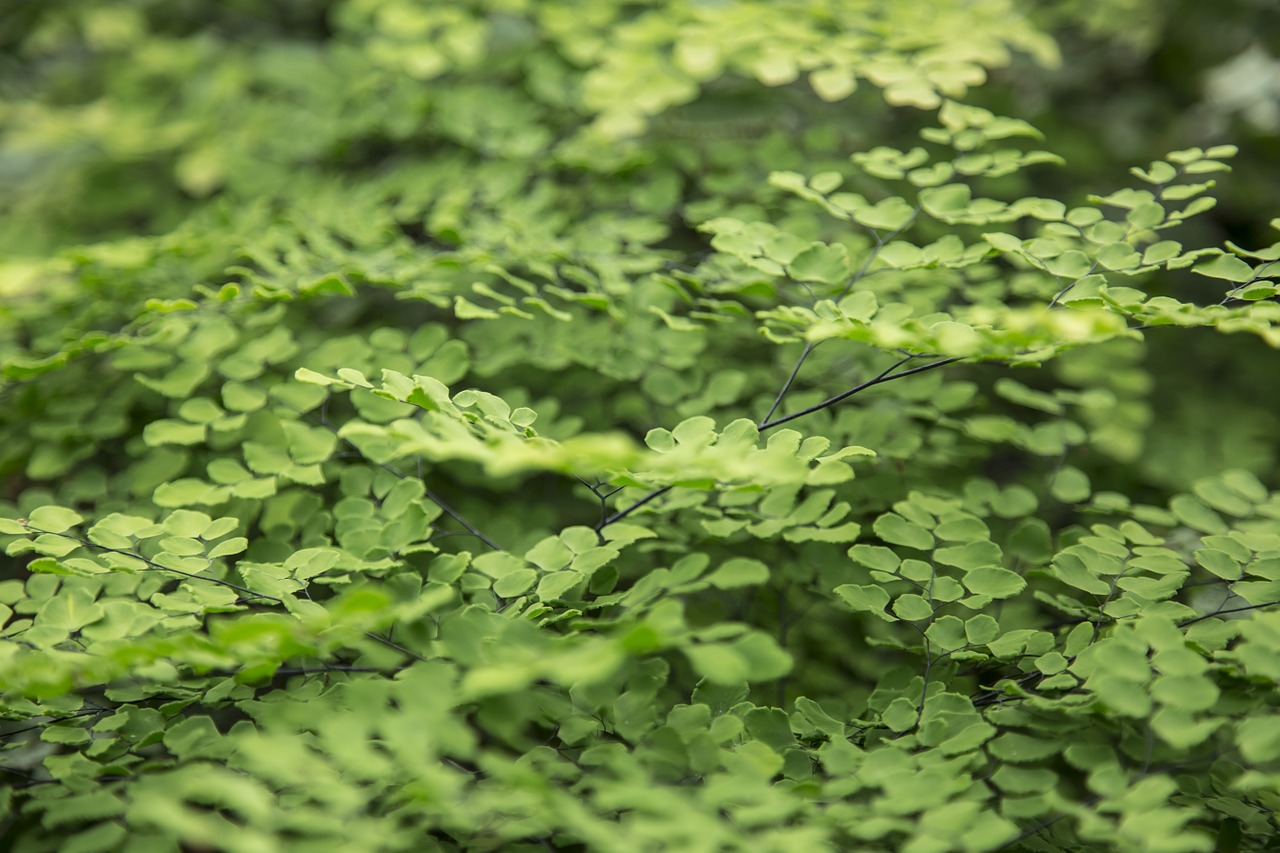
[2,2,1279,852]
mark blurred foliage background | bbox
[1,0,1278,498]
[4,0,1279,247]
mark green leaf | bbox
[962,567,1026,598]
[202,517,239,540]
[935,541,1003,571]
[787,243,850,284]
[685,643,750,685]
[1050,466,1091,503]
[1132,160,1178,184]
[135,361,208,398]
[745,707,796,751]
[222,381,268,411]
[1192,478,1255,516]
[36,788,125,828]
[988,732,1063,762]
[1143,240,1183,265]
[873,513,935,550]
[994,378,1062,415]
[991,486,1038,518]
[692,680,749,718]
[1152,708,1221,750]
[208,538,249,559]
[795,696,846,738]
[934,513,990,543]
[1096,242,1142,271]
[882,697,918,732]
[810,66,857,102]
[848,544,901,572]
[26,506,84,534]
[835,584,892,620]
[537,570,586,601]
[1126,201,1166,230]
[1170,495,1228,534]
[925,615,967,650]
[163,510,213,538]
[992,765,1057,793]
[1237,715,1280,763]
[162,715,224,760]
[1035,652,1068,674]
[492,569,538,598]
[920,184,972,220]
[730,633,792,681]
[143,419,207,446]
[984,232,1024,253]
[1007,518,1052,561]
[37,587,104,632]
[959,814,1019,850]
[965,615,1000,643]
[1151,674,1220,712]
[855,197,916,231]
[1193,254,1254,283]
[177,397,224,424]
[892,594,933,621]
[1193,547,1241,580]
[706,557,770,589]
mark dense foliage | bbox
[3,2,1280,851]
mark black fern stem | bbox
[597,355,962,532]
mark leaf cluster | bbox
[2,3,1279,853]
